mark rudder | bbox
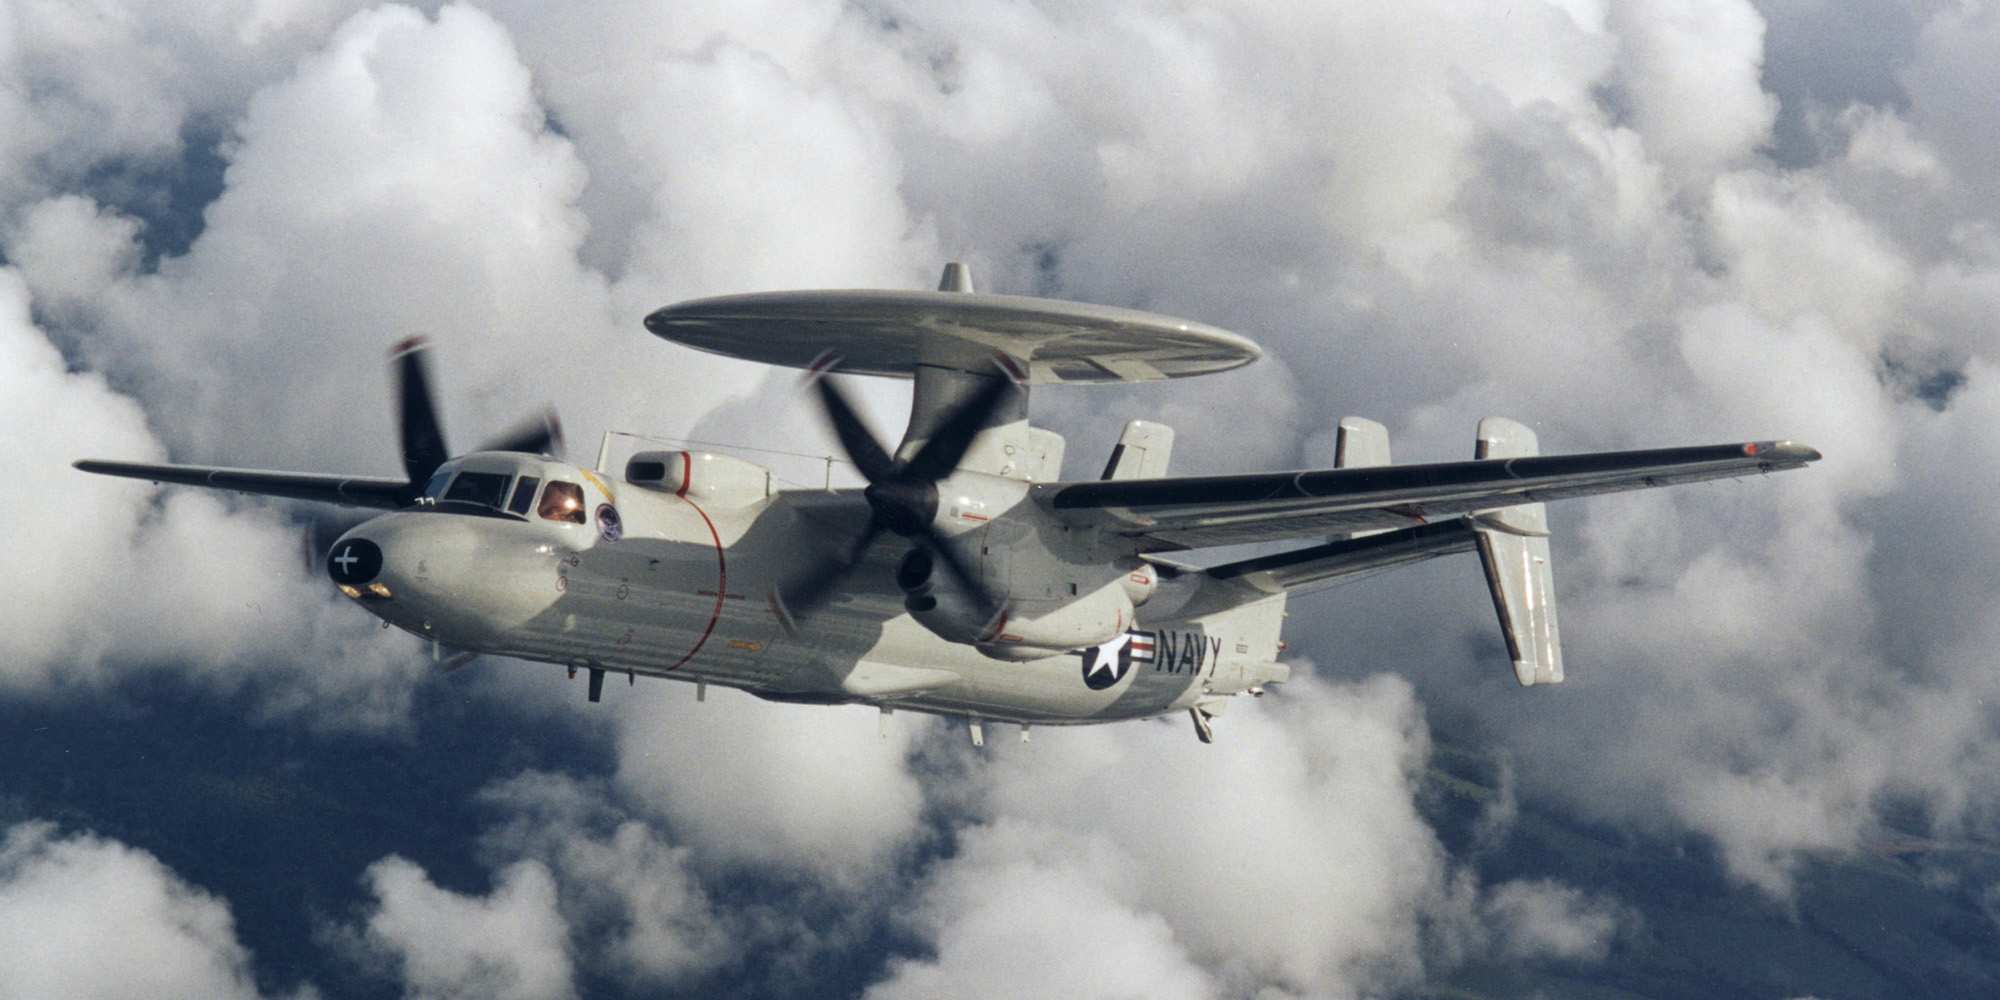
[1471,418,1563,685]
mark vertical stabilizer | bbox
[1335,418,1393,540]
[1100,420,1174,480]
[1335,417,1391,468]
[1472,418,1563,685]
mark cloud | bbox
[0,823,269,1000]
[17,2,2000,994]
[0,261,418,724]
[59,3,619,472]
[1607,0,1777,172]
[360,855,574,1000]
[0,0,370,215]
[1478,878,1631,963]
[927,674,1451,997]
[476,772,732,983]
[608,684,930,884]
[864,821,1221,1000]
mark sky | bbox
[6,0,2000,996]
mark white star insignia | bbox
[1082,632,1133,682]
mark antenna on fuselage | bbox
[938,261,974,293]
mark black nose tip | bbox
[328,538,384,585]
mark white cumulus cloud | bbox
[0,823,271,1000]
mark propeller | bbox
[301,337,563,567]
[773,359,1018,630]
[390,337,564,504]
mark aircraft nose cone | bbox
[327,537,384,586]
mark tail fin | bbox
[1471,418,1563,685]
[1100,420,1174,480]
[1335,417,1390,469]
[1334,418,1392,541]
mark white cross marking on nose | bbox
[334,546,360,574]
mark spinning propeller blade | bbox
[902,374,1015,482]
[811,376,897,482]
[393,338,450,490]
[477,409,565,458]
[776,362,1017,627]
[390,337,563,505]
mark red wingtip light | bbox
[1744,442,1759,455]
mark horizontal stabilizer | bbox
[1205,520,1479,594]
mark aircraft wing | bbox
[73,460,409,509]
[1037,440,1820,550]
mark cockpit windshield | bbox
[441,471,513,509]
[506,476,541,515]
[416,464,578,521]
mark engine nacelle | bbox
[980,579,1137,660]
[895,547,1137,660]
[1118,560,1158,607]
[897,547,1005,646]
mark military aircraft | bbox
[75,264,1820,743]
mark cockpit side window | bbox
[538,481,586,524]
[444,472,512,509]
[506,475,541,516]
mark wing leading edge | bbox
[1038,440,1820,550]
[73,460,409,509]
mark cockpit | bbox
[417,456,588,524]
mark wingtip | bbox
[1745,440,1822,463]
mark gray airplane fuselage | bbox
[335,452,1287,725]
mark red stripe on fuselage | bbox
[666,493,726,671]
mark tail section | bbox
[1333,418,1393,542]
[1471,418,1562,685]
[1334,416,1391,469]
[1197,414,1566,686]
[1100,420,1174,480]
